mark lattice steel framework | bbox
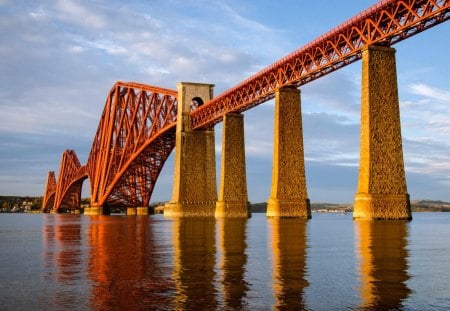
[52,150,86,212]
[86,82,178,208]
[41,171,57,213]
[191,0,450,129]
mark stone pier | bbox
[126,207,149,215]
[84,206,108,215]
[164,82,217,217]
[216,113,250,218]
[136,207,149,215]
[354,45,411,220]
[267,87,311,218]
[126,207,137,215]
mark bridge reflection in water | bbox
[42,215,86,309]
[268,218,308,310]
[172,217,217,309]
[39,215,418,309]
[86,216,174,310]
[355,220,411,310]
[217,218,249,309]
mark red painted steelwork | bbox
[190,0,450,129]
[52,150,86,212]
[86,82,177,208]
[41,171,57,213]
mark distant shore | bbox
[1,196,450,213]
[249,200,450,213]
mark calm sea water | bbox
[0,213,449,310]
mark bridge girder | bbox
[190,0,450,129]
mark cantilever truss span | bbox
[41,171,57,213]
[43,82,178,212]
[43,0,449,212]
[86,82,178,208]
[44,150,87,213]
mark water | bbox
[1,213,449,310]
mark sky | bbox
[0,0,449,204]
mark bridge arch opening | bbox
[81,178,91,209]
[190,97,204,111]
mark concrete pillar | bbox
[267,87,311,218]
[216,113,250,218]
[164,82,217,217]
[354,45,411,220]
[84,206,105,215]
[136,207,149,215]
[126,207,137,215]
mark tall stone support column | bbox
[267,87,311,218]
[354,45,411,220]
[164,82,217,217]
[216,113,250,218]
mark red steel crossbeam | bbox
[52,150,86,212]
[191,0,450,129]
[41,171,57,212]
[86,81,177,208]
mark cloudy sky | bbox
[1,0,449,203]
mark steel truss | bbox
[86,82,178,208]
[41,171,57,213]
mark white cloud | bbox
[409,83,450,102]
[90,40,128,55]
[29,8,48,21]
[55,0,107,29]
[402,83,450,138]
[67,45,85,53]
[400,83,450,186]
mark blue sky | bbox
[0,0,449,203]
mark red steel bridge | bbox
[42,0,449,213]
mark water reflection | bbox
[172,217,217,310]
[217,218,249,309]
[268,218,309,310]
[42,215,86,309]
[87,216,173,310]
[355,220,411,310]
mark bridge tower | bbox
[267,87,311,218]
[354,45,411,220]
[165,82,217,217]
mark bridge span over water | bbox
[42,0,450,220]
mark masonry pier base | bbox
[125,207,149,215]
[84,206,109,216]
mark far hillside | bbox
[250,200,450,213]
[2,196,450,213]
